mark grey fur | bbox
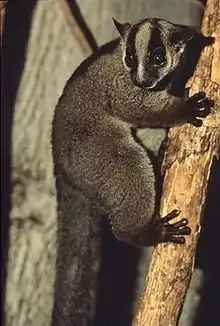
[51,18,212,326]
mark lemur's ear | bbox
[112,18,131,38]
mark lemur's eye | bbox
[125,48,136,69]
[152,47,165,67]
[125,53,133,66]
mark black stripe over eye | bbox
[151,47,166,67]
[125,48,137,69]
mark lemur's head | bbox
[113,18,202,90]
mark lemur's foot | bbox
[186,91,214,127]
[155,209,191,244]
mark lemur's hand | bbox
[185,90,214,127]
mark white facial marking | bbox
[137,61,145,83]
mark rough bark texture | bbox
[0,1,6,35]
[132,0,220,325]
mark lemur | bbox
[51,17,214,326]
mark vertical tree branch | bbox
[0,1,6,35]
[132,0,220,325]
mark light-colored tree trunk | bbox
[0,1,6,35]
[132,0,220,325]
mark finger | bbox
[162,209,181,223]
[196,98,214,108]
[196,107,211,117]
[170,218,189,228]
[190,118,203,127]
[190,91,206,102]
[165,235,186,244]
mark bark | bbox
[0,1,6,35]
[132,0,220,325]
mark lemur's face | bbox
[113,18,197,90]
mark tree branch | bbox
[132,0,220,325]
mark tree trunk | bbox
[0,1,6,35]
[132,0,220,325]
